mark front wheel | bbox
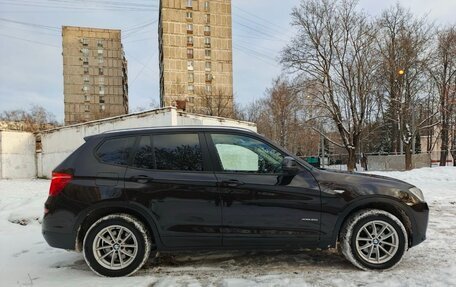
[340,209,408,270]
[83,214,152,277]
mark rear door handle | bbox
[221,179,244,187]
[131,175,152,184]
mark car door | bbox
[206,132,321,248]
[124,132,222,248]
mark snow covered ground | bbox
[0,167,455,286]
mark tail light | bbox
[49,172,73,197]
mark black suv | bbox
[42,126,429,277]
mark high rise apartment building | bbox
[159,0,233,116]
[62,26,128,125]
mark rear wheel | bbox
[83,214,152,277]
[340,209,408,270]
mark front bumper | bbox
[409,202,429,247]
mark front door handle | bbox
[131,175,152,184]
[221,179,244,187]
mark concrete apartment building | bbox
[62,26,128,125]
[159,0,234,116]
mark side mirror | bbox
[282,156,300,174]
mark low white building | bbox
[0,130,36,179]
[0,107,255,179]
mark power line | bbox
[0,0,158,12]
[0,17,60,31]
[232,4,289,32]
[0,32,60,48]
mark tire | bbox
[340,209,408,270]
[83,213,152,277]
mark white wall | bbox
[0,131,36,179]
[38,107,256,178]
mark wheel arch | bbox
[74,201,162,252]
[329,197,414,248]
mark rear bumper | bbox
[409,202,429,247]
[42,229,75,250]
[42,196,79,251]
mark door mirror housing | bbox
[282,156,300,174]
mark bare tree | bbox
[377,4,435,170]
[265,77,303,148]
[429,26,456,166]
[0,105,58,132]
[281,0,379,171]
[194,87,234,118]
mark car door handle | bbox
[131,175,152,184]
[221,179,244,187]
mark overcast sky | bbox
[1,0,455,122]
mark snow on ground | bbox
[0,167,455,286]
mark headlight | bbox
[409,187,424,202]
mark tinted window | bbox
[133,136,154,169]
[154,133,203,171]
[211,134,283,173]
[97,137,136,165]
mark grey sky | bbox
[0,0,455,122]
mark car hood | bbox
[311,168,415,199]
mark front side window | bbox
[154,133,202,171]
[97,137,136,165]
[211,134,284,173]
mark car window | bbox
[211,133,284,173]
[154,133,203,171]
[97,137,136,165]
[133,136,154,169]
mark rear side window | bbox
[96,137,136,165]
[154,133,203,171]
[133,136,154,169]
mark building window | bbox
[81,38,88,46]
[97,40,103,48]
[99,67,104,75]
[187,60,194,71]
[99,96,105,103]
[205,61,211,71]
[188,96,195,103]
[205,49,211,58]
[188,72,194,82]
[186,0,192,8]
[84,95,90,102]
[205,73,212,82]
[83,76,90,83]
[205,14,210,23]
[186,12,192,19]
[204,1,209,11]
[205,37,211,47]
[84,66,89,74]
[98,57,104,64]
[81,48,89,55]
[83,86,89,92]
[187,48,194,59]
[82,57,89,65]
[99,77,104,84]
[98,49,103,55]
[100,104,105,112]
[99,86,105,94]
[84,104,90,112]
[205,84,212,94]
[187,36,193,46]
[204,25,211,34]
[188,84,194,93]
[187,24,193,33]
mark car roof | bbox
[94,125,257,138]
